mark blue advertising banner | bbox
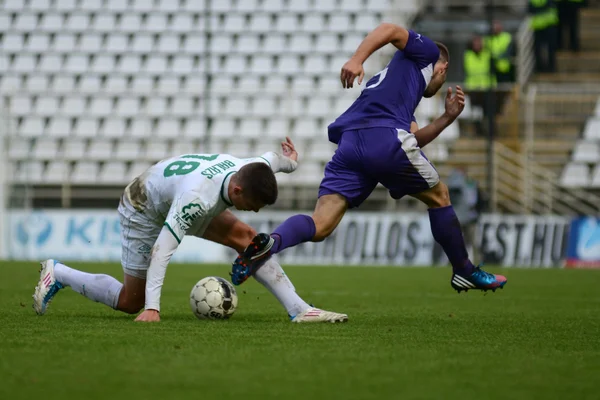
[566,217,600,269]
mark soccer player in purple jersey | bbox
[232,23,507,293]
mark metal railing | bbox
[492,140,600,215]
[516,17,535,87]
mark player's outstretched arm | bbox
[135,226,179,322]
[413,86,465,148]
[341,23,410,88]
[260,136,299,174]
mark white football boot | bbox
[32,259,64,315]
[291,307,348,323]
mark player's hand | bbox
[444,85,465,120]
[281,136,298,162]
[340,58,365,88]
[135,309,160,322]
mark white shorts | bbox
[118,199,161,279]
[118,197,213,279]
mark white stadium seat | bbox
[63,139,87,160]
[114,140,141,160]
[47,117,72,137]
[19,117,45,137]
[79,76,102,93]
[74,117,99,137]
[61,96,86,116]
[183,119,206,138]
[101,118,127,137]
[88,139,114,160]
[145,140,170,161]
[2,34,24,52]
[572,141,600,163]
[560,163,590,188]
[264,35,286,54]
[71,161,99,184]
[155,118,181,138]
[79,34,101,52]
[44,161,69,184]
[32,138,60,160]
[51,76,75,93]
[583,118,600,140]
[8,138,31,160]
[130,118,151,137]
[16,161,45,184]
[65,54,89,73]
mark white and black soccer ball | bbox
[190,276,238,320]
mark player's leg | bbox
[33,203,157,315]
[202,211,347,322]
[240,130,377,265]
[379,130,506,292]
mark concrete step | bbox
[581,31,600,51]
[533,72,600,83]
[556,51,600,73]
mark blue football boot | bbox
[230,233,275,285]
[451,265,507,293]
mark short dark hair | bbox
[435,41,449,63]
[236,162,278,205]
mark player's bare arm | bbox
[413,86,465,148]
[341,23,410,88]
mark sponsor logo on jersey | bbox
[175,203,203,230]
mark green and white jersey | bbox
[123,152,290,243]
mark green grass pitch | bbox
[1,262,599,400]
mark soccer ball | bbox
[189,276,238,320]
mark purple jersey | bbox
[328,30,440,144]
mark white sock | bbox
[54,262,122,309]
[253,257,310,317]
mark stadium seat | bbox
[572,141,600,163]
[19,117,45,137]
[289,34,312,54]
[71,161,100,184]
[119,55,142,74]
[47,117,72,137]
[145,140,171,161]
[226,140,254,158]
[239,119,263,139]
[591,165,600,188]
[14,13,37,32]
[114,140,142,161]
[156,118,181,138]
[74,117,99,137]
[10,95,32,116]
[35,96,59,117]
[24,75,47,93]
[8,138,31,160]
[61,96,86,116]
[65,54,89,73]
[30,0,52,11]
[116,98,140,117]
[120,14,142,33]
[560,163,590,187]
[79,76,102,94]
[105,76,128,94]
[32,138,60,160]
[0,75,21,92]
[264,35,286,54]
[79,34,101,52]
[106,34,128,53]
[145,55,168,74]
[88,139,114,160]
[11,54,36,72]
[183,119,206,138]
[101,118,127,138]
[15,161,45,184]
[51,76,75,93]
[44,161,70,184]
[583,118,600,140]
[2,33,24,52]
[130,118,152,137]
[62,139,87,160]
[128,161,152,180]
[132,34,154,53]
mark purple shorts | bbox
[318,127,440,208]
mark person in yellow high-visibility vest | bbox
[484,21,514,83]
[463,36,496,135]
[529,0,559,73]
[464,36,497,91]
[557,0,588,52]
